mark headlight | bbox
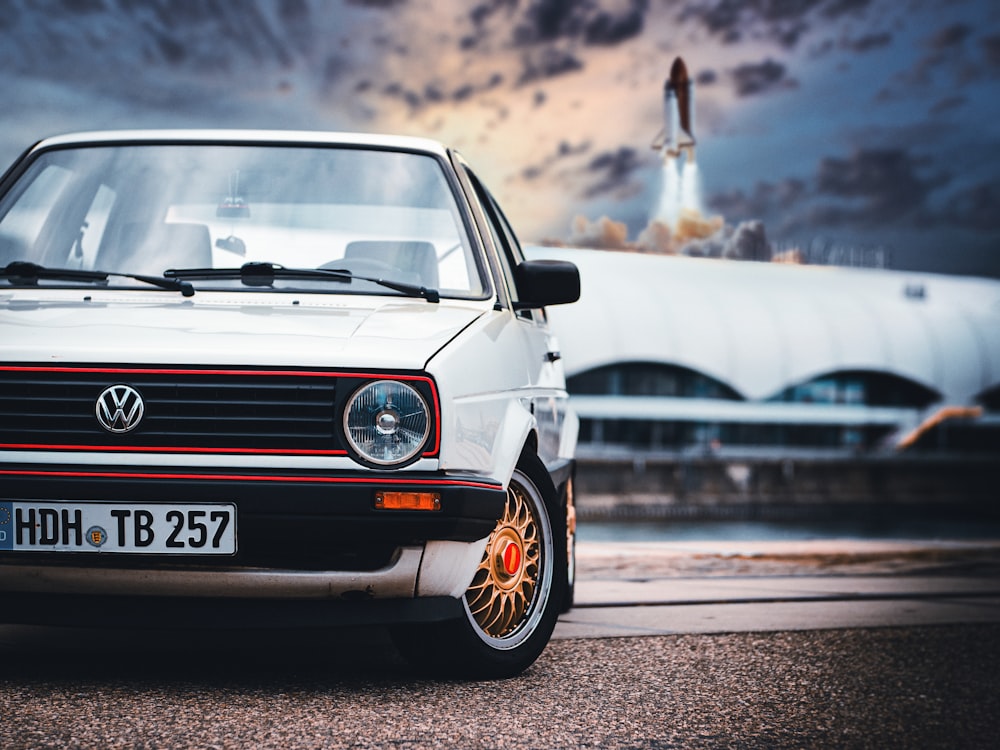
[343,380,431,466]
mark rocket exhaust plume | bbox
[680,160,703,216]
[655,159,682,228]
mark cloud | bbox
[730,59,798,97]
[465,0,519,48]
[561,209,770,263]
[568,215,630,249]
[513,0,648,46]
[842,31,891,53]
[583,147,642,197]
[520,139,592,180]
[695,69,718,86]
[821,0,873,18]
[709,148,957,234]
[470,0,517,26]
[680,219,769,260]
[56,0,105,12]
[0,0,304,83]
[814,148,947,224]
[682,0,871,49]
[929,95,966,116]
[382,81,422,109]
[452,72,505,101]
[1,0,994,278]
[517,47,585,83]
[345,0,407,7]
[513,0,580,44]
[941,181,1000,232]
[724,220,770,260]
[884,22,987,94]
[583,2,648,45]
[981,34,1000,68]
[708,179,808,231]
[925,23,973,52]
[381,71,506,109]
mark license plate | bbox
[0,501,236,555]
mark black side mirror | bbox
[513,259,580,309]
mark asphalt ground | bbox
[2,539,999,749]
[559,538,1000,638]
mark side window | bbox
[464,169,533,317]
[488,191,525,265]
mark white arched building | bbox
[529,247,1000,458]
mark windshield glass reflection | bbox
[0,144,484,298]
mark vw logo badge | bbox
[95,384,145,433]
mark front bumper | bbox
[0,464,504,621]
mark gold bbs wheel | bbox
[392,455,564,677]
[463,465,554,648]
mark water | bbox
[579,517,1000,543]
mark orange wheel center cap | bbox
[502,541,522,575]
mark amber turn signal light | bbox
[374,491,441,511]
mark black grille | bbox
[0,366,341,452]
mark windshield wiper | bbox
[165,262,440,303]
[1,261,194,297]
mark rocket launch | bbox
[651,56,704,230]
[651,57,696,164]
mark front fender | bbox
[439,393,536,489]
[428,309,542,489]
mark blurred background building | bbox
[532,247,1000,517]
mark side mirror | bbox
[513,259,580,309]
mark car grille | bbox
[0,365,342,453]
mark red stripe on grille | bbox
[0,468,501,490]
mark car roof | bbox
[30,129,452,159]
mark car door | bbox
[461,167,569,470]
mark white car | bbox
[0,130,579,678]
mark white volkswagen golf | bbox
[0,130,579,678]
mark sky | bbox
[0,0,998,277]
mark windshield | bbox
[0,142,486,298]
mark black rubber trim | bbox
[1,592,464,629]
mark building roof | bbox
[528,247,1000,405]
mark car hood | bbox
[0,290,488,370]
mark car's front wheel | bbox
[394,453,565,679]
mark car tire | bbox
[393,452,566,679]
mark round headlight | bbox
[343,380,431,466]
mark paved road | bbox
[559,538,1000,639]
[2,539,999,749]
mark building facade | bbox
[530,247,1000,461]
